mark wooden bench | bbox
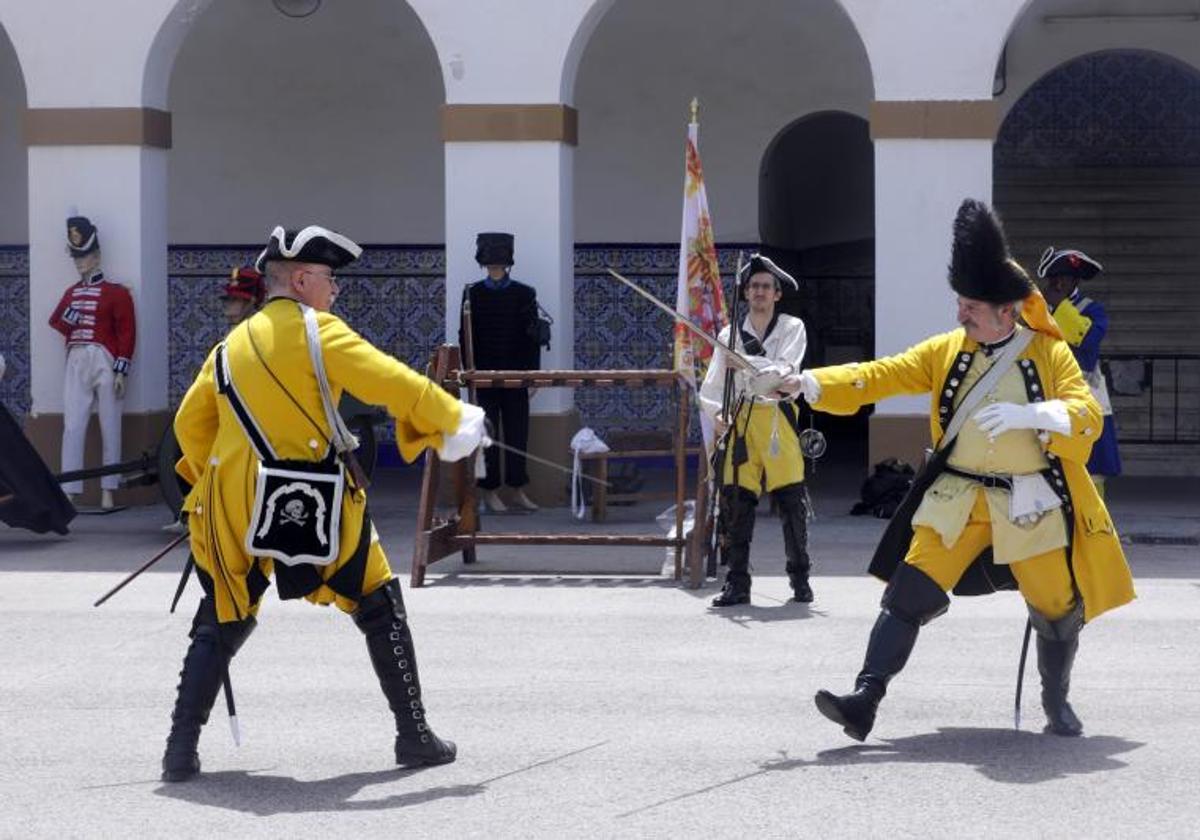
[579,432,704,522]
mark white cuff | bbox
[437,402,487,462]
[798,371,821,403]
[1030,400,1071,435]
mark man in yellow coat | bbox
[162,225,486,782]
[787,200,1134,741]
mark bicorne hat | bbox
[66,216,99,258]
[222,265,265,304]
[254,225,362,273]
[947,199,1034,304]
[475,232,515,267]
[738,253,798,291]
[1037,247,1103,281]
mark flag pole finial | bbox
[689,97,699,125]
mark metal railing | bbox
[1103,353,1200,444]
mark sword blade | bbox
[93,531,189,607]
[483,437,609,487]
[605,269,758,372]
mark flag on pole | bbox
[675,103,727,390]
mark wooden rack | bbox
[410,345,710,588]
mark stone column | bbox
[441,105,578,503]
[24,107,172,505]
[868,100,999,467]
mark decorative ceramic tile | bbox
[998,51,1200,166]
[168,246,446,443]
[0,246,30,421]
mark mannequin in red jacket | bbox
[48,216,136,508]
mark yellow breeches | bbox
[904,490,1077,620]
[722,402,805,494]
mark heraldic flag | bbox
[674,108,727,390]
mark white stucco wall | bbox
[572,0,872,243]
[999,0,1200,113]
[0,24,25,243]
[167,0,445,244]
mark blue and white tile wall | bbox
[0,246,30,420]
[998,50,1200,167]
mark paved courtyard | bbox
[1,465,1197,838]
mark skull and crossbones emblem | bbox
[279,499,308,527]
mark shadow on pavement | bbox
[152,740,610,816]
[153,768,481,815]
[619,728,1144,818]
[813,727,1145,783]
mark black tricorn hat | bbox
[947,199,1034,304]
[475,232,514,266]
[66,216,99,258]
[1037,247,1103,281]
[738,253,799,291]
[254,225,362,273]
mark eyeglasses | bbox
[301,268,337,284]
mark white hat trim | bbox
[255,224,362,270]
[1036,246,1103,279]
[739,253,799,290]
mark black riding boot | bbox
[354,578,456,767]
[711,487,757,607]
[162,597,255,782]
[773,482,813,603]
[814,564,948,741]
[1030,605,1084,736]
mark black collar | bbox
[739,312,780,356]
[978,328,1017,358]
[83,270,104,286]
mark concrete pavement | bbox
[1,465,1197,838]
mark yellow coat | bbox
[810,328,1135,622]
[175,298,461,622]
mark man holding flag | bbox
[699,256,813,606]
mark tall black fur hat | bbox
[947,199,1033,304]
[254,225,362,272]
[475,232,514,266]
[66,216,99,258]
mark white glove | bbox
[974,400,1070,440]
[748,362,791,397]
[784,370,821,403]
[113,372,126,399]
[437,401,487,462]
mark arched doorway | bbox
[995,49,1200,474]
[164,0,446,416]
[759,110,873,366]
[0,22,28,419]
[571,0,872,442]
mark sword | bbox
[481,435,608,487]
[93,531,189,607]
[606,269,759,373]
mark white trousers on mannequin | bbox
[61,344,123,493]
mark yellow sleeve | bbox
[1052,299,1093,347]
[318,314,462,462]
[174,346,220,488]
[1044,339,1103,464]
[809,335,940,416]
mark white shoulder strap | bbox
[939,328,1035,449]
[300,304,360,455]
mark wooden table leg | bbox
[592,458,609,522]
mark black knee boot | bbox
[162,597,255,782]
[354,578,456,767]
[1029,604,1084,736]
[711,487,758,607]
[814,564,948,741]
[773,482,813,603]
